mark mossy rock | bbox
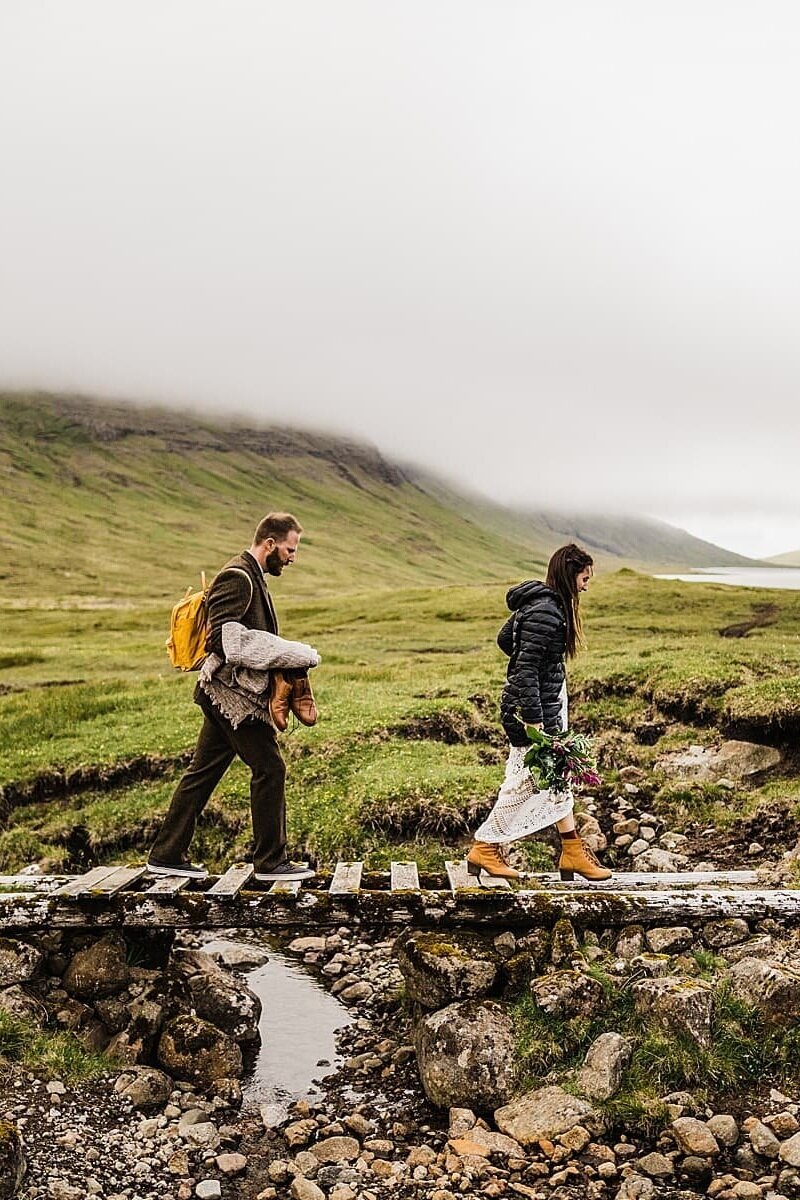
[0,1120,25,1199]
[394,928,501,1009]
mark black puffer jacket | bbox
[498,580,568,746]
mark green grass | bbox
[512,978,800,1133]
[0,1010,109,1083]
[1,569,798,873]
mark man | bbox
[148,512,319,882]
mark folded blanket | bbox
[198,623,321,725]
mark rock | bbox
[749,1120,781,1158]
[767,1111,800,1137]
[530,970,606,1018]
[288,937,328,953]
[310,1137,360,1163]
[290,1179,325,1200]
[779,1133,800,1167]
[260,1101,290,1129]
[575,813,607,852]
[0,1120,26,1199]
[726,958,800,1025]
[172,950,261,1043]
[394,929,499,1008]
[637,1151,673,1177]
[632,977,713,1045]
[210,944,269,971]
[157,1015,243,1090]
[448,1107,477,1137]
[183,1121,220,1148]
[63,933,131,999]
[633,848,680,872]
[616,1176,656,1199]
[615,926,645,960]
[494,1085,604,1144]
[645,927,694,955]
[670,1117,720,1156]
[216,1152,248,1174]
[339,981,372,1003]
[628,838,649,857]
[659,740,782,783]
[0,985,41,1020]
[284,1119,318,1148]
[0,938,43,985]
[707,1114,739,1146]
[576,1032,632,1100]
[702,919,750,949]
[458,1126,523,1157]
[195,1184,222,1200]
[415,1000,517,1110]
[113,1066,173,1110]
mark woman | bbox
[467,543,611,882]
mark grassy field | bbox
[1,568,799,875]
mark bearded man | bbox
[148,512,319,882]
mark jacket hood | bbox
[506,579,562,612]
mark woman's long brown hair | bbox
[545,543,594,659]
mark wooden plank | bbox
[87,866,148,896]
[54,866,123,898]
[207,863,254,897]
[269,862,310,896]
[446,859,511,891]
[2,885,800,931]
[524,870,761,890]
[145,874,193,895]
[0,875,72,893]
[391,861,420,892]
[329,862,363,894]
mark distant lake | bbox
[655,567,800,590]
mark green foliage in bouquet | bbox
[522,726,601,794]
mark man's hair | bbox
[254,512,303,544]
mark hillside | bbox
[767,550,800,567]
[0,392,749,601]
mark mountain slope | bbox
[767,550,800,567]
[0,392,750,602]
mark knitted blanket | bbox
[198,622,320,729]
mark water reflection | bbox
[202,936,354,1105]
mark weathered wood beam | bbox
[1,886,798,932]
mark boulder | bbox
[171,950,261,1043]
[530,970,606,1019]
[157,1015,243,1090]
[632,977,713,1046]
[113,1066,173,1110]
[394,930,499,1009]
[309,1137,360,1163]
[0,938,42,985]
[670,1117,720,1156]
[210,944,269,971]
[0,986,40,1020]
[726,958,800,1025]
[779,1132,800,1167]
[615,926,645,960]
[644,927,694,955]
[658,740,781,783]
[702,919,750,949]
[576,1032,632,1100]
[63,933,130,999]
[633,848,681,872]
[495,1085,604,1144]
[414,1000,517,1111]
[0,1121,25,1199]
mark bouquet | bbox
[523,726,601,794]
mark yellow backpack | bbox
[166,572,209,671]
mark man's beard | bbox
[265,547,284,576]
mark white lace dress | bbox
[474,681,574,844]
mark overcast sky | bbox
[2,2,799,558]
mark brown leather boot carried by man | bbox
[269,671,293,732]
[290,673,317,726]
[466,841,521,881]
[558,833,612,882]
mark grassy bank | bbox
[1,571,799,873]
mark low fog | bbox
[1,2,798,556]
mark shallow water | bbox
[654,567,800,590]
[202,936,354,1105]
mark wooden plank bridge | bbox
[1,863,797,931]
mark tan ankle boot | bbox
[290,674,318,726]
[466,841,521,881]
[559,837,612,882]
[269,671,293,732]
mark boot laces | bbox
[581,838,601,865]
